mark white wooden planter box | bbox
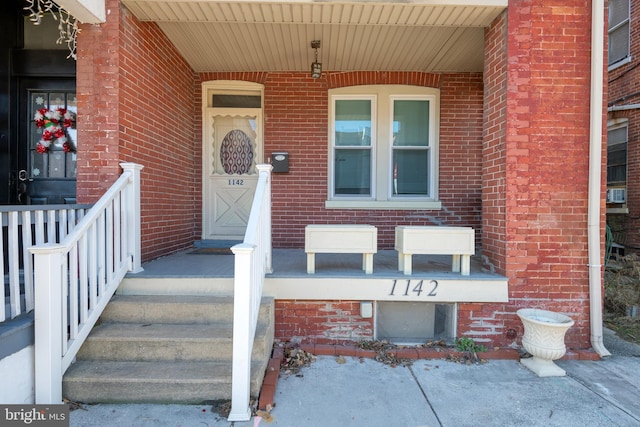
[305,225,377,274]
[395,226,475,275]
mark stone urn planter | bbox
[517,308,574,377]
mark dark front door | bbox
[2,0,77,205]
[14,79,77,205]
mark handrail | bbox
[228,164,272,421]
[31,162,143,404]
[1,204,92,322]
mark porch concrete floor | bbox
[131,248,503,281]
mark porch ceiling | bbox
[120,0,507,73]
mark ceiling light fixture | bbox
[310,40,322,79]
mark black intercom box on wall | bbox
[271,152,289,173]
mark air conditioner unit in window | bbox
[607,188,626,203]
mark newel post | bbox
[256,164,273,274]
[32,244,65,404]
[120,163,144,273]
[228,243,255,421]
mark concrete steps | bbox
[63,294,274,404]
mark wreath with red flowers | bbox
[34,107,76,154]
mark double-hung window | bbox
[607,120,628,187]
[328,85,440,209]
[609,0,631,69]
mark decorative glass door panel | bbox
[19,87,77,204]
[203,110,262,239]
[29,91,77,179]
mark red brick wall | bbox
[482,10,508,276]
[461,1,598,350]
[275,300,373,344]
[118,8,198,261]
[76,0,123,200]
[77,0,198,261]
[195,70,485,346]
[195,71,485,249]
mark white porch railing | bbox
[228,164,273,422]
[31,163,143,404]
[1,204,92,323]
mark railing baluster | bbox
[47,210,56,243]
[59,210,68,240]
[114,194,122,267]
[8,212,21,318]
[21,210,34,313]
[78,233,88,324]
[35,210,45,245]
[69,243,79,340]
[106,204,114,283]
[61,245,69,355]
[97,211,106,295]
[89,222,98,310]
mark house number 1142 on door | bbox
[389,279,438,297]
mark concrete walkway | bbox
[70,333,640,427]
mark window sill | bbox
[325,200,442,210]
[606,207,629,214]
[609,56,632,72]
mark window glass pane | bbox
[608,145,627,163]
[609,0,629,27]
[30,91,77,178]
[393,100,429,147]
[608,126,627,144]
[335,100,371,146]
[212,95,261,108]
[608,165,627,184]
[393,149,428,195]
[609,24,630,64]
[335,149,371,195]
[48,151,66,178]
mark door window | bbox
[29,91,77,179]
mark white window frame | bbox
[326,85,441,210]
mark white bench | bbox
[305,225,377,274]
[395,226,475,276]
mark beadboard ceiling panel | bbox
[120,1,507,73]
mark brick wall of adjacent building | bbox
[608,0,640,251]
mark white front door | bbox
[203,108,262,240]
